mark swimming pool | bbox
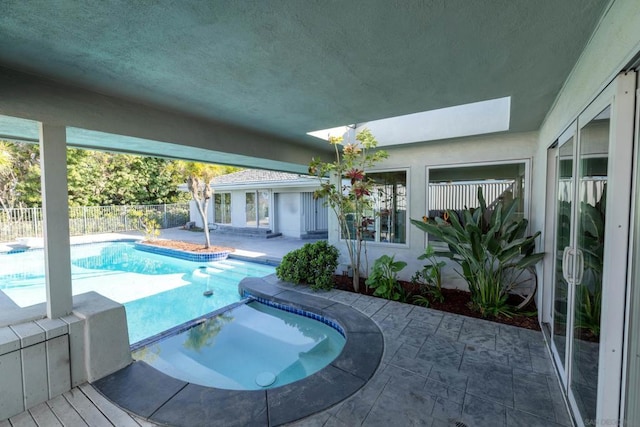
[0,241,275,343]
[132,300,346,390]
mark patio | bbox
[1,265,571,427]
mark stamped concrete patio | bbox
[1,231,572,426]
[273,279,572,427]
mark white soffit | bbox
[357,96,511,146]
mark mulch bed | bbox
[333,275,540,331]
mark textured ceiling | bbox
[0,0,609,150]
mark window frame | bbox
[340,168,409,247]
[425,159,531,245]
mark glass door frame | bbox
[549,124,578,392]
[623,69,640,427]
[546,72,636,426]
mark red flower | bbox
[345,168,365,184]
[353,184,370,198]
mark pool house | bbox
[1,1,640,425]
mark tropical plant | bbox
[365,254,407,301]
[411,244,446,305]
[276,241,340,290]
[309,129,388,292]
[410,187,544,317]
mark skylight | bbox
[308,97,511,146]
[307,125,353,141]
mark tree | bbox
[0,142,15,210]
[178,162,238,248]
[0,142,189,207]
[309,129,388,292]
[0,141,39,210]
[0,143,10,174]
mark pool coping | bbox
[92,277,384,426]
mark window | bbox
[343,170,407,244]
[214,193,231,224]
[427,162,527,228]
[246,190,269,227]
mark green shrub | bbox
[365,254,407,301]
[276,241,339,290]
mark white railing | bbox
[0,203,189,242]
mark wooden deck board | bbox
[3,384,159,427]
[46,395,88,427]
[63,390,111,427]
[7,411,36,427]
[78,383,148,427]
[6,398,153,427]
[29,402,63,427]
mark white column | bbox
[39,123,72,318]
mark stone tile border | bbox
[93,277,383,426]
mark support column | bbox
[39,123,72,318]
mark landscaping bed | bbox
[333,274,540,331]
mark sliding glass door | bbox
[551,127,575,386]
[549,73,635,426]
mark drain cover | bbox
[255,372,276,387]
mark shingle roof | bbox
[211,169,314,185]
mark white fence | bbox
[0,203,189,242]
[428,181,515,212]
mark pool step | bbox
[190,263,272,283]
[278,338,332,378]
[154,350,245,390]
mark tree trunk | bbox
[352,269,360,293]
[187,176,212,248]
[193,198,210,248]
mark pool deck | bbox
[2,277,572,427]
[1,230,573,426]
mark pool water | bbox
[0,242,275,343]
[132,301,346,390]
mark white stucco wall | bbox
[189,185,324,237]
[328,131,539,286]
